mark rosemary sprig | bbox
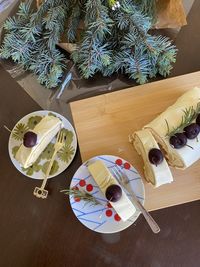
[4,125,12,132]
[166,103,200,137]
[61,188,102,207]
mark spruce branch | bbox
[135,0,157,24]
[72,0,113,78]
[107,0,177,83]
[0,0,178,88]
[67,1,82,42]
[0,0,70,88]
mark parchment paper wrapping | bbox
[155,0,187,29]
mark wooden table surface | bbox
[0,1,200,267]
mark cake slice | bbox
[16,115,63,168]
[144,87,200,169]
[88,160,136,222]
[132,129,173,187]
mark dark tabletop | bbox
[1,1,200,267]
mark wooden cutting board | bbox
[70,71,200,211]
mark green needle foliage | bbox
[0,0,177,89]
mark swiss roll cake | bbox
[144,87,200,169]
[16,115,63,168]
[88,160,136,222]
[133,129,173,187]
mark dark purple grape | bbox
[23,131,37,147]
[105,184,122,202]
[169,133,187,149]
[148,148,163,166]
[196,114,200,126]
[184,123,200,139]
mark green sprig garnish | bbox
[166,103,200,137]
[61,188,102,207]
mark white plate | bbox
[8,110,77,179]
[69,155,145,233]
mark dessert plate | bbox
[8,110,77,179]
[69,155,145,233]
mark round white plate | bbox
[69,155,145,233]
[8,110,77,179]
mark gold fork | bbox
[33,130,65,199]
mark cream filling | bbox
[88,160,136,222]
[16,115,63,168]
[171,134,200,168]
[146,128,185,169]
[133,129,173,187]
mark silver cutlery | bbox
[112,166,160,234]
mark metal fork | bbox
[112,166,160,234]
[33,130,65,199]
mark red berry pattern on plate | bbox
[105,209,113,217]
[79,179,86,187]
[86,184,93,192]
[115,159,122,166]
[124,162,131,169]
[114,214,121,221]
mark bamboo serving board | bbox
[70,71,200,211]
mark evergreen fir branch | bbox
[1,32,35,65]
[43,3,68,50]
[17,1,32,20]
[85,0,113,39]
[134,0,157,24]
[73,0,113,78]
[29,47,66,88]
[1,0,178,88]
[108,0,177,82]
[73,33,112,78]
[3,17,21,32]
[67,1,82,42]
[19,25,42,43]
[1,0,70,88]
[115,0,152,34]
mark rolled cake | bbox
[16,115,63,168]
[132,129,173,187]
[88,160,136,222]
[145,87,200,169]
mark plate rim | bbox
[8,110,77,179]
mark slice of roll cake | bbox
[88,160,136,222]
[132,129,173,187]
[144,87,200,169]
[16,115,63,168]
